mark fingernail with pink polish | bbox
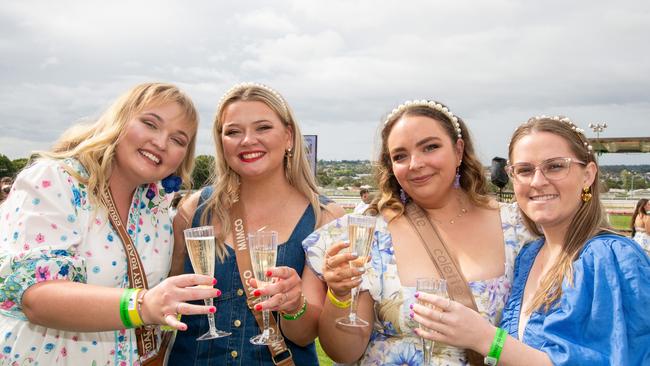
[409,312,414,318]
[180,324,187,331]
[212,278,217,285]
[266,270,273,277]
[253,290,261,297]
[216,289,222,297]
[414,292,420,298]
[255,304,263,311]
[209,307,216,313]
[409,304,413,310]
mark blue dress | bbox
[169,187,322,366]
[500,233,650,365]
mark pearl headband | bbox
[529,115,593,154]
[217,82,287,115]
[384,100,462,140]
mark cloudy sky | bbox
[1,0,649,165]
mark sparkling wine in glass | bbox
[416,278,448,365]
[184,225,231,340]
[336,214,377,328]
[249,230,284,345]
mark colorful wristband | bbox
[119,289,134,329]
[281,295,308,320]
[326,287,351,309]
[127,289,144,327]
[484,327,507,365]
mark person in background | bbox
[0,176,12,204]
[412,116,650,366]
[0,82,218,365]
[353,188,372,214]
[169,82,344,365]
[631,198,650,254]
[304,100,533,365]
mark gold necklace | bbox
[429,195,469,225]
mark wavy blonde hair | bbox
[367,101,491,219]
[200,83,324,261]
[38,82,198,207]
[508,117,610,313]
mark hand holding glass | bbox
[336,214,377,328]
[184,225,231,340]
[416,278,448,365]
[249,230,284,345]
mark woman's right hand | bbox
[139,274,220,330]
[322,242,365,299]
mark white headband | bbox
[384,100,462,140]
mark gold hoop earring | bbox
[581,186,592,202]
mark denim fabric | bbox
[169,187,319,366]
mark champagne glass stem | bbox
[262,295,270,336]
[204,298,217,336]
[422,338,434,365]
[348,283,360,321]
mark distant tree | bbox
[317,170,333,186]
[12,158,29,173]
[0,154,16,178]
[192,155,215,189]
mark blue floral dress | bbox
[303,203,533,366]
[0,158,174,366]
[632,230,649,256]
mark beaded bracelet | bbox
[281,295,308,320]
[484,327,507,366]
[119,289,135,328]
[326,287,351,309]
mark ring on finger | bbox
[444,298,451,310]
[438,312,445,323]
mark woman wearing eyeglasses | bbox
[411,116,650,366]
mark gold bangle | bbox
[327,287,351,309]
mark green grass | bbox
[316,338,333,366]
[609,214,632,231]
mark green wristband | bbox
[119,289,134,328]
[484,327,507,365]
[281,296,307,321]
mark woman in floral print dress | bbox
[0,83,217,365]
[303,100,534,365]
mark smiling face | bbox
[387,114,463,207]
[220,100,292,181]
[510,131,596,232]
[111,102,195,189]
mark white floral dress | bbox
[303,203,534,366]
[0,159,174,366]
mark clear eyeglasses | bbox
[506,157,586,184]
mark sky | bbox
[1,0,649,166]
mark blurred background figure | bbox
[353,187,372,214]
[0,176,13,204]
[631,198,650,254]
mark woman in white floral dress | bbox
[0,83,218,366]
[303,100,534,365]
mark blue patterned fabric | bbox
[169,187,319,366]
[500,234,650,365]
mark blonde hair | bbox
[368,101,491,219]
[508,117,609,313]
[38,82,198,207]
[201,83,324,261]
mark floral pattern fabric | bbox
[632,231,650,256]
[0,158,174,366]
[303,203,534,366]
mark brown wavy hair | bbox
[508,117,610,313]
[367,101,491,219]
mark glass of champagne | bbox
[415,278,448,365]
[183,225,231,340]
[248,230,284,345]
[336,214,377,328]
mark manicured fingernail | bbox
[414,292,420,298]
[255,304,263,311]
[409,304,413,309]
[358,267,366,273]
[409,312,414,318]
[266,270,273,277]
[212,278,217,285]
[216,289,222,297]
[209,307,216,313]
[350,253,358,259]
[180,324,187,331]
[253,289,262,297]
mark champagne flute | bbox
[415,278,448,365]
[183,225,231,340]
[336,214,377,328]
[249,230,284,345]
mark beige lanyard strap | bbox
[404,202,482,366]
[101,187,158,359]
[230,201,295,366]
